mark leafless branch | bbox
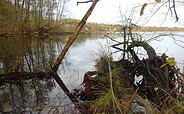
[77,0,94,6]
[172,0,179,21]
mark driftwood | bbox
[52,0,98,72]
[50,1,99,112]
[0,72,46,85]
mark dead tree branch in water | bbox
[0,72,46,85]
[52,0,98,72]
[50,0,99,112]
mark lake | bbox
[0,32,184,113]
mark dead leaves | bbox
[155,0,161,3]
[140,3,147,16]
[140,0,161,16]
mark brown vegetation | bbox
[75,41,184,113]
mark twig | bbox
[77,0,94,6]
[108,57,123,114]
[172,0,179,21]
[124,88,139,114]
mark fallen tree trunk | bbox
[0,72,45,85]
[50,0,99,113]
[52,0,98,72]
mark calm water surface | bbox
[60,32,184,87]
[0,32,184,113]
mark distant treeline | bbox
[41,18,184,35]
[136,26,184,32]
[0,0,184,36]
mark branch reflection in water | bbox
[0,32,184,113]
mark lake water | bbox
[59,32,184,87]
[0,32,184,113]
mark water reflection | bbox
[0,32,184,113]
[0,79,56,113]
[0,34,102,113]
[0,36,59,73]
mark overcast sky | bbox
[67,0,184,27]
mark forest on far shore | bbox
[1,0,184,36]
